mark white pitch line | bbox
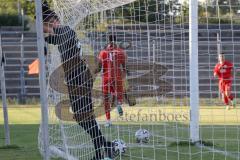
[195,142,239,159]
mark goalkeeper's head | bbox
[35,1,59,23]
[218,52,225,64]
[40,1,60,34]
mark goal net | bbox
[37,0,240,159]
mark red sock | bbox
[106,111,110,120]
[223,94,229,105]
[104,99,111,120]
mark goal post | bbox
[37,0,240,159]
[34,0,50,160]
[0,33,10,146]
[189,0,200,143]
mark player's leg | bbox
[80,119,115,160]
[221,81,235,110]
[225,82,235,108]
[103,80,112,127]
[71,93,116,159]
[70,95,102,158]
[219,81,230,110]
[78,114,113,159]
[221,93,230,110]
[66,65,114,159]
[103,93,112,127]
[116,79,124,104]
[115,79,124,116]
[79,118,105,159]
[123,73,137,106]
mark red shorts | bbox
[103,79,123,94]
[219,80,232,93]
[102,79,124,102]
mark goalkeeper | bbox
[214,52,235,110]
[96,35,127,127]
[41,2,115,159]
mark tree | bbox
[112,0,182,24]
[0,0,35,26]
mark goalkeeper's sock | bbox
[104,141,117,159]
[91,156,104,160]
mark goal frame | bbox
[34,0,50,160]
[189,0,200,142]
[35,0,201,159]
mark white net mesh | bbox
[52,0,137,28]
[38,0,240,159]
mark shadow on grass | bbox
[0,124,42,160]
[0,144,21,149]
[169,140,215,147]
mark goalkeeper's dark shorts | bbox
[63,57,94,120]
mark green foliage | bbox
[0,15,21,26]
[25,97,40,105]
[0,0,33,27]
[197,0,240,24]
[0,1,19,25]
[0,1,18,15]
[2,0,240,27]
[0,97,40,105]
[117,0,240,24]
[21,0,36,19]
[113,0,180,24]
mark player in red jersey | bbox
[214,53,235,110]
[96,35,127,127]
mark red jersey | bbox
[98,45,126,80]
[214,61,233,81]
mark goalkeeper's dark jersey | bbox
[45,26,81,60]
[45,25,93,113]
[45,26,93,89]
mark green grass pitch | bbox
[0,105,239,160]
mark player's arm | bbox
[45,26,75,45]
[125,41,132,49]
[121,51,127,79]
[120,41,132,50]
[214,72,217,78]
[229,61,234,80]
[45,35,58,45]
[95,60,102,74]
[121,63,127,79]
[213,64,219,78]
[94,52,102,74]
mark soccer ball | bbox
[135,129,150,143]
[112,139,127,156]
